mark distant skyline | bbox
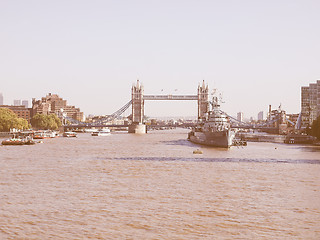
[1,0,319,118]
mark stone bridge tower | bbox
[198,80,209,120]
[129,80,146,133]
[131,80,144,123]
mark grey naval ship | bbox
[188,92,235,148]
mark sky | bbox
[1,0,319,119]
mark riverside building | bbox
[301,80,320,128]
[32,93,84,121]
[0,105,32,123]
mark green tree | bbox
[30,114,45,129]
[0,108,29,131]
[31,113,62,130]
[310,116,320,140]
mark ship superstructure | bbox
[188,91,235,148]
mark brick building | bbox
[0,105,32,123]
[32,93,84,121]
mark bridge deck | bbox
[144,95,198,100]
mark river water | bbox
[0,129,320,239]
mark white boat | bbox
[45,130,59,138]
[63,131,77,137]
[91,129,111,136]
[188,91,235,148]
[33,130,59,139]
[84,128,98,133]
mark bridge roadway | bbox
[144,95,198,100]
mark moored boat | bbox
[46,130,59,138]
[33,131,47,139]
[63,132,77,137]
[2,136,35,146]
[188,90,235,148]
[84,128,98,133]
[91,128,111,136]
[34,130,59,139]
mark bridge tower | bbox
[128,80,147,133]
[131,80,144,123]
[198,80,209,120]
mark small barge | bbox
[2,132,35,146]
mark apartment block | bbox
[32,93,83,121]
[301,80,320,128]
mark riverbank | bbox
[237,132,316,145]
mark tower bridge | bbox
[64,80,288,134]
[64,80,209,133]
[129,80,208,133]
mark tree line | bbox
[0,108,61,131]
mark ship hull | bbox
[188,130,235,148]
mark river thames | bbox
[0,129,320,239]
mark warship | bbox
[188,91,235,148]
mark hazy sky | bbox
[1,0,319,118]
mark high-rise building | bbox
[0,93,3,105]
[258,111,264,121]
[22,100,29,108]
[301,80,320,128]
[14,99,21,106]
[237,112,244,122]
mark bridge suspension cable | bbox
[63,100,132,126]
[98,100,132,124]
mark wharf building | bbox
[32,93,84,122]
[301,80,320,128]
[266,105,288,134]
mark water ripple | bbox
[97,157,320,164]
